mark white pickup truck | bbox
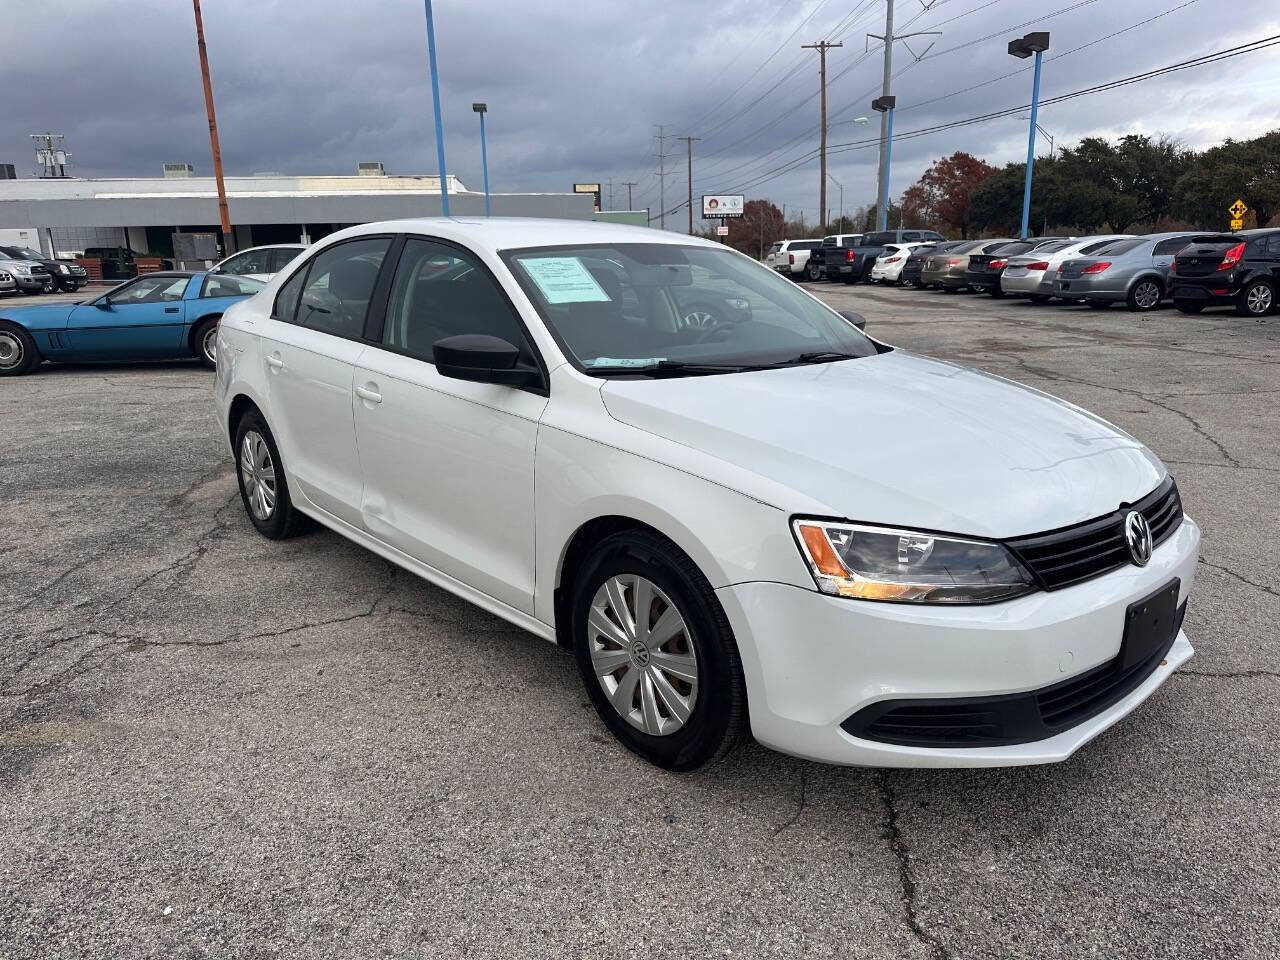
[764,239,824,281]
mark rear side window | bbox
[273,265,307,322]
[1251,233,1280,254]
[795,240,822,251]
[202,275,263,298]
[1153,237,1193,256]
[297,238,392,339]
[1093,238,1145,256]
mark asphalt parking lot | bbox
[2,285,1277,959]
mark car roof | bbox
[233,243,307,253]
[319,217,725,256]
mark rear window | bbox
[1079,238,1123,255]
[1031,240,1073,255]
[989,241,1036,256]
[1092,238,1146,256]
[767,242,782,255]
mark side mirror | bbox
[95,300,113,311]
[433,334,542,389]
[838,309,866,330]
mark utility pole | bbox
[869,2,940,231]
[654,125,671,229]
[607,177,614,211]
[623,181,637,211]
[192,0,234,255]
[678,136,699,234]
[802,40,842,233]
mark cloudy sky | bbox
[2,0,1277,226]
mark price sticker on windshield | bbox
[519,257,611,304]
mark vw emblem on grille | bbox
[1124,510,1153,567]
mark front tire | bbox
[1237,280,1275,318]
[233,410,311,540]
[0,321,41,376]
[572,529,746,771]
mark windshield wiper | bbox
[587,359,774,377]
[778,351,862,365]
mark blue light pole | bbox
[423,0,450,217]
[472,102,490,217]
[1008,31,1051,239]
[872,96,895,231]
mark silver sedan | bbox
[1001,236,1131,301]
[1052,233,1229,312]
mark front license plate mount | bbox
[1120,579,1180,671]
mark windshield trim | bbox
[499,241,880,379]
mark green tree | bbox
[1174,130,1280,229]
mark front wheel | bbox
[0,321,41,376]
[1237,280,1275,318]
[572,530,746,771]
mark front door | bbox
[258,236,392,528]
[352,236,547,613]
[64,274,192,357]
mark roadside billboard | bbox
[702,194,744,219]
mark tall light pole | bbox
[1018,116,1055,158]
[191,0,233,255]
[872,96,895,231]
[472,102,490,217]
[1008,31,1051,239]
[423,0,450,217]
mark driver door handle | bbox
[355,384,382,404]
[164,306,180,314]
[266,353,285,371]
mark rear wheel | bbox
[806,261,821,282]
[234,410,312,540]
[572,529,746,771]
[1127,278,1163,312]
[192,316,220,369]
[0,321,41,376]
[1237,280,1275,318]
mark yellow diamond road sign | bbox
[1229,199,1248,219]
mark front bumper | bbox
[717,516,1199,767]
[12,274,49,291]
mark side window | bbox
[382,237,527,363]
[270,247,304,273]
[218,252,251,275]
[202,275,263,298]
[1153,237,1190,256]
[272,264,308,322]
[108,275,189,304]
[296,237,391,338]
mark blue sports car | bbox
[0,270,263,377]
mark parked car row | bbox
[857,229,1280,319]
[0,245,88,295]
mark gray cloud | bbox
[2,0,1276,224]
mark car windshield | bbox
[3,247,44,261]
[504,243,878,375]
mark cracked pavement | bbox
[2,287,1278,958]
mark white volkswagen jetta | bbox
[213,218,1198,771]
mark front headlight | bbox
[10,264,31,275]
[792,519,1035,604]
[59,264,70,274]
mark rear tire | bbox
[0,321,41,376]
[192,316,220,370]
[572,529,746,771]
[1127,278,1163,312]
[233,409,312,540]
[1237,280,1275,318]
[806,262,821,282]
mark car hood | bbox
[600,351,1165,539]
[0,300,78,327]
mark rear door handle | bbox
[266,353,285,371]
[164,306,180,314]
[355,384,382,404]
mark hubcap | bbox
[1247,284,1272,314]
[239,430,278,521]
[0,331,22,370]
[588,574,698,736]
[1134,282,1160,309]
[201,323,219,364]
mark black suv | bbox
[1171,229,1279,319]
[0,245,86,292]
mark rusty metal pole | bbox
[192,0,234,256]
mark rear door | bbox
[64,274,192,358]
[352,236,547,614]
[257,236,393,527]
